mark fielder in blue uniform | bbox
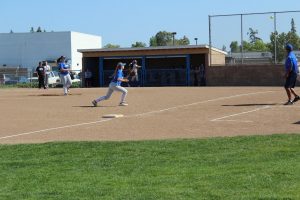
[92,62,129,106]
[57,56,72,96]
[284,44,299,105]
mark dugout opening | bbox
[102,57,142,86]
[145,56,186,86]
[190,54,206,86]
[82,57,99,87]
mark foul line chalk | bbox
[0,119,112,140]
[211,106,271,122]
[126,91,274,118]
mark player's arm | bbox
[285,59,293,78]
[117,77,129,82]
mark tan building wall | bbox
[210,51,226,65]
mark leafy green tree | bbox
[242,40,269,52]
[286,18,300,50]
[103,43,120,48]
[252,40,269,51]
[154,31,173,46]
[150,31,190,46]
[268,19,300,62]
[268,31,288,62]
[230,41,239,53]
[176,36,190,45]
[149,36,157,46]
[131,42,147,48]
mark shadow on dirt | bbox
[222,103,277,107]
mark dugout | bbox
[79,45,226,87]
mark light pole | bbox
[171,32,177,46]
[194,38,198,45]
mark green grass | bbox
[0,134,299,200]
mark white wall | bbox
[0,31,101,72]
[70,32,102,72]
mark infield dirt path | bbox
[0,87,299,144]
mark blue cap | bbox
[285,44,293,51]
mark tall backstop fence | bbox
[209,10,300,66]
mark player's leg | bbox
[92,84,114,106]
[289,73,300,102]
[61,75,68,95]
[66,74,72,92]
[114,86,128,105]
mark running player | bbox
[92,62,129,106]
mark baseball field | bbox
[0,87,300,199]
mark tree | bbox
[131,42,147,48]
[251,40,268,51]
[10,30,13,33]
[286,18,300,50]
[268,19,300,62]
[268,31,288,62]
[36,26,42,32]
[149,31,173,46]
[230,41,239,53]
[104,43,120,48]
[177,36,190,45]
[291,18,296,34]
[149,36,157,46]
[149,31,190,46]
[30,27,35,33]
[247,28,262,44]
[222,45,227,52]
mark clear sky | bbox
[1,0,300,49]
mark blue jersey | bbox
[285,52,299,74]
[58,63,69,76]
[111,69,123,86]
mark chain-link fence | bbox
[209,10,300,66]
[0,66,82,87]
[0,67,31,85]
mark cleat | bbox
[293,96,300,103]
[284,100,294,105]
[92,100,98,107]
[119,102,128,106]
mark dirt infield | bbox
[0,87,299,144]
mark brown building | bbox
[78,45,226,87]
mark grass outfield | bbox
[0,134,299,200]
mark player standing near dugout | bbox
[36,61,46,89]
[57,56,72,96]
[43,61,51,89]
[92,62,129,106]
[284,44,300,105]
[127,60,141,87]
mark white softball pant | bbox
[95,82,128,103]
[61,74,72,95]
